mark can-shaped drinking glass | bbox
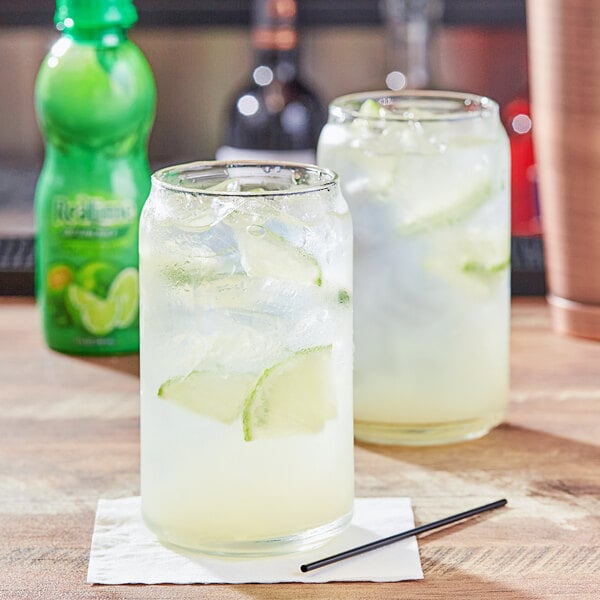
[318,91,510,445]
[139,161,354,554]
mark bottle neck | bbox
[384,0,442,89]
[253,48,298,78]
[251,0,299,78]
[62,26,128,46]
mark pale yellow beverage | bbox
[318,92,510,445]
[139,162,354,554]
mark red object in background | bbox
[503,97,540,236]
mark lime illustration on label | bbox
[46,258,140,340]
[39,191,142,353]
[60,264,139,337]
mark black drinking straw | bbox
[300,498,507,573]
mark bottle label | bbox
[52,193,137,240]
[215,146,316,165]
[42,193,140,352]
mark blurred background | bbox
[0,0,528,165]
[1,0,539,293]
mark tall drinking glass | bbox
[139,162,354,554]
[318,91,510,445]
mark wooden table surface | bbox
[1,297,598,599]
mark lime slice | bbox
[456,231,510,274]
[108,268,139,329]
[350,99,388,134]
[158,244,236,288]
[158,370,256,424]
[242,345,336,442]
[338,289,351,304]
[66,284,116,336]
[462,246,510,274]
[235,226,322,286]
[426,230,510,294]
[397,175,493,234]
[358,99,386,119]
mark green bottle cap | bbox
[55,0,138,30]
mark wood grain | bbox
[0,297,598,599]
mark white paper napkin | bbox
[87,496,423,584]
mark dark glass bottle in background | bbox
[216,0,326,163]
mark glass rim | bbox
[152,160,339,196]
[329,90,499,122]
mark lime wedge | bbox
[158,243,236,288]
[350,99,388,134]
[242,345,336,442]
[426,230,510,294]
[462,251,510,274]
[397,175,493,234]
[338,289,351,304]
[66,284,116,336]
[455,231,510,274]
[158,370,256,424]
[109,267,139,328]
[236,226,322,286]
[358,99,386,119]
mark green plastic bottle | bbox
[35,0,156,355]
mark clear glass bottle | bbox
[382,0,443,90]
